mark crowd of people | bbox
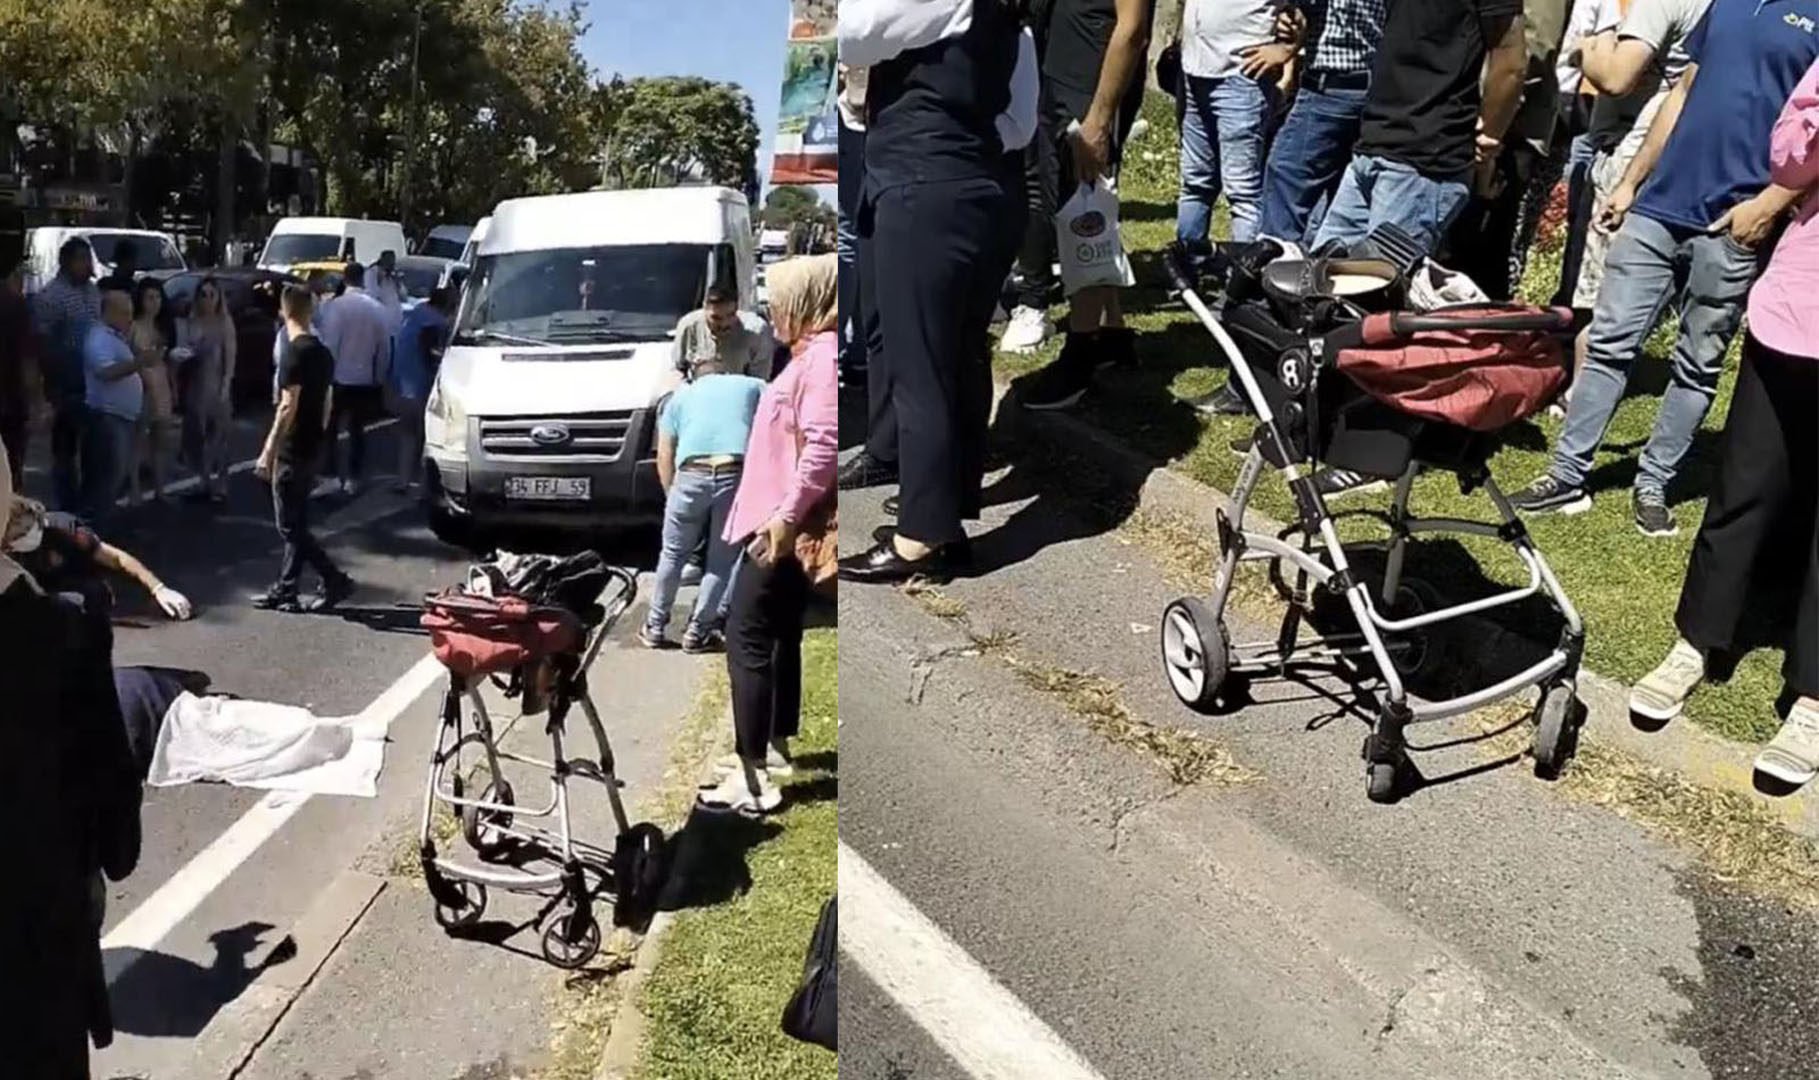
[832,0,1817,781]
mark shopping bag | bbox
[781,895,837,1051]
[1055,177,1136,296]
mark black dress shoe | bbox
[838,538,971,584]
[838,452,898,491]
[882,493,899,516]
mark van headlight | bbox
[424,380,469,459]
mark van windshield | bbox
[454,243,716,346]
[261,233,342,265]
[420,236,466,260]
[87,233,185,271]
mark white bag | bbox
[1055,177,1136,296]
[147,692,382,797]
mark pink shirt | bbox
[723,331,838,545]
[1748,56,1819,361]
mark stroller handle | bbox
[1161,243,1200,296]
[1384,306,1575,337]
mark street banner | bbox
[770,0,838,185]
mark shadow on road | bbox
[104,922,297,1038]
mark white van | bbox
[420,223,474,261]
[424,187,758,541]
[257,217,408,274]
[22,227,186,293]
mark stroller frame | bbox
[418,568,665,967]
[1160,265,1587,803]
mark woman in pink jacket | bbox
[697,256,838,814]
[1630,56,1819,786]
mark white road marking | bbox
[102,653,445,973]
[840,842,1108,1080]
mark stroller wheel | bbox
[1532,681,1585,779]
[1388,578,1448,679]
[541,903,602,969]
[461,779,516,858]
[432,879,488,931]
[1365,760,1402,804]
[612,823,670,928]
[1161,597,1230,713]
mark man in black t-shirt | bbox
[254,285,352,613]
[1310,0,1529,256]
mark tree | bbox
[763,185,832,231]
[599,77,759,193]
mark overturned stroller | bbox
[417,550,667,967]
[1156,229,1587,804]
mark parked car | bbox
[23,227,186,293]
[158,268,301,406]
[396,254,453,307]
[423,186,759,544]
[257,217,408,274]
[419,224,473,261]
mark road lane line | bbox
[102,653,444,971]
[840,842,1108,1080]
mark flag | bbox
[771,0,838,185]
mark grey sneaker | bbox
[637,625,673,650]
[1629,639,1706,722]
[681,628,725,655]
[1510,475,1592,515]
[1633,490,1677,538]
[1756,698,1819,788]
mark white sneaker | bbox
[999,305,1053,353]
[696,768,783,814]
[1629,639,1706,722]
[707,747,794,779]
[1756,698,1819,788]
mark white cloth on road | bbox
[147,692,387,798]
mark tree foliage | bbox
[762,185,832,230]
[2,0,764,240]
[601,77,760,195]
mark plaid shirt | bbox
[29,276,100,400]
[1302,0,1389,76]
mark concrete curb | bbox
[995,385,1819,842]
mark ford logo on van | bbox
[530,423,572,447]
[1070,211,1107,238]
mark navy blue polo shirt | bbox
[1634,0,1819,231]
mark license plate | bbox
[505,476,591,501]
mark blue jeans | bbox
[1551,213,1761,499]
[80,411,136,525]
[1176,74,1275,246]
[1258,83,1370,246]
[646,468,741,638]
[1312,153,1470,256]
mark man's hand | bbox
[1237,42,1296,80]
[1273,6,1307,43]
[1473,118,1502,167]
[756,515,799,569]
[1709,194,1784,250]
[1599,181,1637,232]
[1072,117,1112,187]
[254,450,275,481]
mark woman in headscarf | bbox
[696,255,839,815]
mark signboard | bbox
[770,0,838,185]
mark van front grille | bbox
[478,411,636,459]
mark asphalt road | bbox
[16,417,717,1079]
[836,452,1819,1080]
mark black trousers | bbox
[862,173,1020,545]
[323,384,382,481]
[725,553,807,761]
[0,410,24,488]
[273,464,343,592]
[50,398,86,513]
[1676,333,1818,697]
[1014,127,1061,310]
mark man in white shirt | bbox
[368,250,406,332]
[317,262,392,495]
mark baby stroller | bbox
[1155,231,1587,804]
[417,550,667,967]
